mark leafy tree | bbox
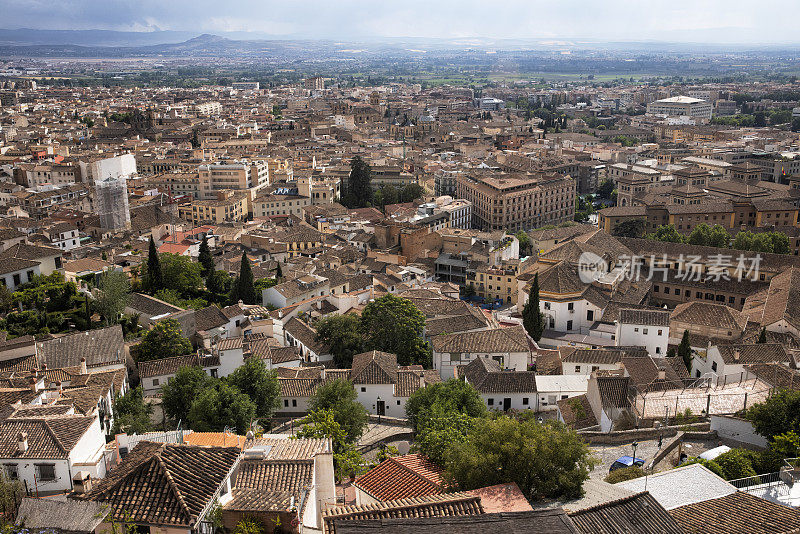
[188,381,256,434]
[145,236,163,293]
[769,232,790,255]
[604,465,645,483]
[414,413,476,465]
[596,179,615,200]
[206,270,232,297]
[142,252,203,298]
[111,386,153,435]
[137,318,193,362]
[94,270,131,325]
[161,365,211,425]
[747,389,800,440]
[678,329,692,372]
[754,111,767,127]
[715,448,757,480]
[315,314,365,368]
[522,273,544,342]
[227,358,281,419]
[612,219,646,238]
[648,224,687,243]
[515,230,532,256]
[360,294,429,366]
[405,378,486,433]
[308,379,369,444]
[0,284,12,313]
[294,408,365,480]
[400,183,425,203]
[443,417,595,501]
[231,252,257,304]
[198,235,214,276]
[253,277,277,294]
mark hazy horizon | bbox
[1,0,799,45]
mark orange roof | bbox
[466,483,532,513]
[354,453,444,501]
[183,432,247,450]
[158,242,191,255]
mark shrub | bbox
[681,458,726,479]
[714,449,757,480]
[605,466,645,484]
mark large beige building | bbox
[198,160,269,199]
[646,96,713,120]
[455,172,575,231]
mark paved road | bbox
[590,437,721,479]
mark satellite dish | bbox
[396,441,411,455]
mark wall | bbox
[617,323,669,358]
[710,415,769,448]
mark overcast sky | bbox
[1,0,798,44]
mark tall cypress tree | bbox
[198,235,213,276]
[146,236,163,294]
[678,330,692,372]
[236,252,257,304]
[522,273,544,342]
[347,156,372,208]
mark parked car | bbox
[609,455,645,472]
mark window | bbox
[210,369,218,378]
[284,399,289,407]
[487,398,494,406]
[450,353,461,362]
[711,361,718,372]
[152,379,159,387]
[587,310,594,321]
[567,302,574,311]
[634,327,639,332]
[12,274,20,286]
[292,399,297,407]
[657,330,662,336]
[397,400,401,405]
[574,365,581,373]
[656,347,661,354]
[544,302,550,310]
[360,387,366,392]
[592,366,600,372]
[643,328,648,335]
[36,464,56,482]
[561,394,569,400]
[3,464,17,480]
[522,398,529,405]
[567,320,573,331]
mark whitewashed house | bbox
[616,308,670,358]
[458,357,537,412]
[535,374,590,412]
[431,325,534,380]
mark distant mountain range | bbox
[0,28,798,59]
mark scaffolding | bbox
[95,174,131,230]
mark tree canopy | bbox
[111,386,153,435]
[94,270,131,325]
[405,378,486,433]
[443,416,596,501]
[343,156,373,208]
[315,314,365,368]
[612,219,646,238]
[188,381,256,435]
[360,294,430,366]
[230,252,258,305]
[227,357,281,419]
[747,389,800,441]
[309,379,369,444]
[145,236,163,293]
[161,365,211,426]
[198,234,214,276]
[137,318,193,362]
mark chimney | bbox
[80,357,87,375]
[72,471,92,494]
[56,381,62,394]
[29,377,38,394]
[734,349,741,362]
[658,369,666,380]
[17,432,27,453]
[41,363,47,372]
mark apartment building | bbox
[455,172,575,231]
[646,96,713,119]
[609,163,662,207]
[198,160,269,199]
[181,190,248,225]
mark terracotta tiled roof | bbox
[717,343,788,365]
[236,459,314,492]
[556,394,598,430]
[744,363,800,390]
[0,415,94,459]
[561,347,648,365]
[350,351,397,384]
[431,325,531,354]
[568,492,683,534]
[458,357,537,394]
[669,491,800,534]
[671,302,748,332]
[322,492,484,534]
[36,325,125,370]
[138,354,199,378]
[354,454,444,501]
[79,441,240,527]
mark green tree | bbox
[145,236,163,293]
[198,235,214,276]
[612,219,646,238]
[444,417,595,501]
[315,314,365,368]
[769,232,790,255]
[161,365,211,425]
[308,379,369,444]
[746,389,800,440]
[522,273,544,342]
[344,156,373,208]
[515,230,532,256]
[681,458,726,478]
[142,252,203,298]
[188,381,256,434]
[596,179,615,200]
[111,386,153,435]
[137,318,193,362]
[294,408,365,480]
[227,357,281,419]
[648,224,687,243]
[678,329,692,372]
[94,270,131,325]
[231,252,257,304]
[206,269,232,297]
[405,378,486,433]
[360,294,429,366]
[715,448,757,480]
[414,412,476,465]
[604,465,645,483]
[707,225,732,248]
[688,223,712,246]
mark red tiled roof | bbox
[354,454,444,501]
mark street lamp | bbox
[632,441,639,460]
[377,396,382,424]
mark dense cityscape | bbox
[2,4,800,533]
